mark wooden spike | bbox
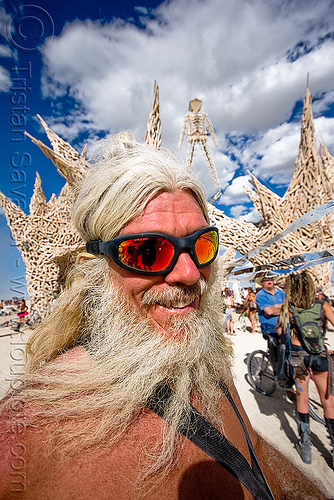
[25,130,87,186]
[29,172,47,216]
[0,191,27,227]
[145,80,161,150]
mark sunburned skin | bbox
[108,190,211,337]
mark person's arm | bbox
[242,294,249,306]
[323,300,334,328]
[255,436,326,499]
[228,382,326,499]
[260,289,285,317]
[263,303,283,316]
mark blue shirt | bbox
[256,287,285,335]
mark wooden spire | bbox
[145,80,161,150]
[25,115,89,186]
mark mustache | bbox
[141,277,207,309]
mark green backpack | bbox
[290,300,325,355]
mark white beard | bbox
[9,265,233,481]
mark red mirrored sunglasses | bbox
[86,227,219,275]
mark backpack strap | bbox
[146,382,275,500]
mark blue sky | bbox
[0,0,334,299]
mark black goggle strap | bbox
[147,382,274,500]
[86,240,103,255]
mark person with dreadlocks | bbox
[278,271,334,467]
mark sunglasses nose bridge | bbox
[173,237,197,266]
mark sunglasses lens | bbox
[119,237,175,272]
[195,230,218,265]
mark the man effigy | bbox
[0,133,326,499]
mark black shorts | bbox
[291,345,328,374]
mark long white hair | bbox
[73,131,209,243]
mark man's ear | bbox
[76,252,97,265]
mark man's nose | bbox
[164,251,201,285]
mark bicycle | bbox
[247,347,326,426]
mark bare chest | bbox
[1,406,255,500]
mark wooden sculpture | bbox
[179,98,221,189]
[0,115,89,318]
[211,82,334,291]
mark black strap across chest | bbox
[146,381,274,500]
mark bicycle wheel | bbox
[247,350,276,396]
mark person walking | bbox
[223,288,236,335]
[243,287,257,334]
[279,271,334,466]
[16,298,29,326]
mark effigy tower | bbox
[145,80,161,150]
[0,80,333,318]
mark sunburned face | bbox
[107,190,212,338]
[263,279,274,292]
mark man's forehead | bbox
[120,191,207,235]
[142,190,202,213]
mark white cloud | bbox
[314,117,334,151]
[313,90,334,115]
[237,122,301,184]
[219,175,254,205]
[38,0,334,206]
[0,2,15,69]
[0,65,10,92]
[0,3,11,37]
[0,45,11,57]
[239,207,260,223]
[230,205,247,218]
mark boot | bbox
[325,417,334,469]
[296,413,312,464]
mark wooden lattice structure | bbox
[0,116,89,318]
[210,83,334,291]
[0,85,163,318]
[179,98,221,189]
[0,81,333,317]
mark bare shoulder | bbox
[323,300,334,324]
[224,382,326,499]
[48,345,91,365]
[0,401,26,497]
[255,437,326,500]
[0,346,91,498]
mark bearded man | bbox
[0,133,325,499]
